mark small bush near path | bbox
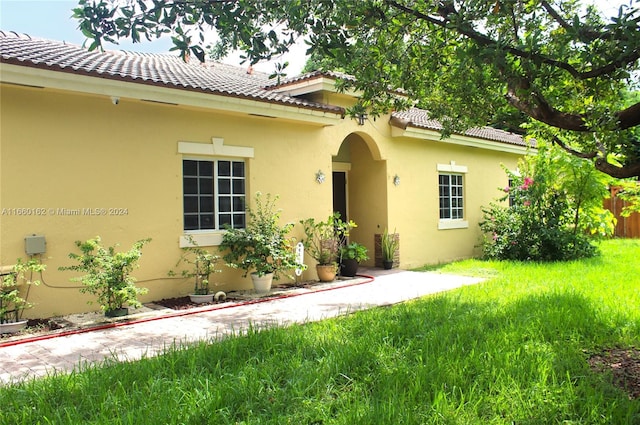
[1,239,639,424]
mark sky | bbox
[0,0,308,74]
[0,0,629,76]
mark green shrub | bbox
[480,144,613,261]
[60,236,151,313]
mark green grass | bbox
[1,239,639,424]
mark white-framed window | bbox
[178,138,254,246]
[182,159,246,231]
[437,162,469,230]
[439,173,464,220]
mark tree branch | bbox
[505,77,590,131]
[552,135,640,178]
[617,102,640,130]
[385,0,639,80]
[551,136,598,159]
[594,158,640,178]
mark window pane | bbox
[199,178,213,195]
[219,214,232,227]
[184,215,199,230]
[200,214,214,229]
[200,197,214,213]
[233,214,246,229]
[233,196,245,211]
[183,160,197,176]
[183,177,198,195]
[184,196,198,213]
[218,161,231,177]
[219,178,231,194]
[199,161,213,176]
[219,197,231,212]
[232,161,245,177]
[232,179,245,194]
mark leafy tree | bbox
[479,143,614,261]
[74,0,640,178]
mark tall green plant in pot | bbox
[0,258,45,333]
[220,193,302,293]
[381,228,399,270]
[300,213,356,282]
[169,235,222,303]
[60,236,151,317]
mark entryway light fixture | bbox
[315,170,326,184]
[356,113,367,126]
[393,174,401,186]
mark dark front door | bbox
[332,171,347,221]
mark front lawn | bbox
[1,239,639,424]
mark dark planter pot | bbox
[382,260,394,270]
[340,259,359,277]
[105,307,129,318]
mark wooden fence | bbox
[603,187,640,238]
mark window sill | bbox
[180,232,225,247]
[438,220,469,230]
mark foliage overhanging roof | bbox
[0,30,527,148]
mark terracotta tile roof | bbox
[269,73,528,148]
[391,108,530,147]
[265,69,355,89]
[0,31,344,115]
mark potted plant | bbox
[0,258,45,333]
[381,228,399,270]
[220,192,302,293]
[300,212,356,282]
[59,236,151,317]
[339,242,369,277]
[169,236,222,303]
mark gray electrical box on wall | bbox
[25,235,46,255]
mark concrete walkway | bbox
[0,269,483,385]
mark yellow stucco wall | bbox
[1,81,523,318]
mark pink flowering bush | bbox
[479,144,613,261]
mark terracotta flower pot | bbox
[316,264,337,282]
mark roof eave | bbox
[390,122,533,154]
[0,62,345,126]
[269,74,360,98]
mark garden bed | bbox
[589,347,640,399]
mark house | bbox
[0,31,530,318]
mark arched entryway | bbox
[332,132,386,267]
